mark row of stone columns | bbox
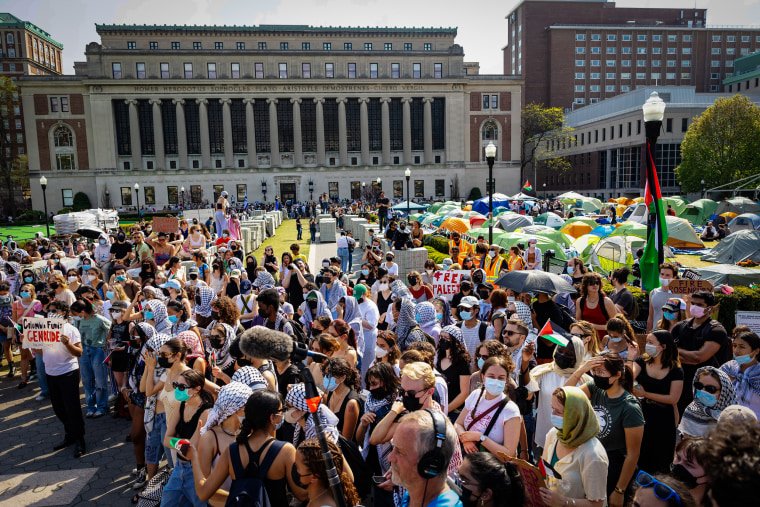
[125,96,437,170]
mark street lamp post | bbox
[701,179,706,199]
[261,181,267,202]
[376,177,381,205]
[485,142,497,245]
[642,91,667,276]
[39,176,50,237]
[133,183,140,217]
[404,168,411,217]
[543,182,547,199]
[105,188,110,209]
[180,186,185,210]
[308,180,314,201]
[449,182,453,200]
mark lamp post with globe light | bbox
[39,176,50,237]
[134,183,141,217]
[404,167,411,217]
[485,142,497,244]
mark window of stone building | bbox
[237,184,247,201]
[414,180,424,197]
[160,62,170,78]
[279,63,288,78]
[393,180,403,198]
[120,187,132,206]
[167,186,178,205]
[391,63,400,78]
[193,41,202,50]
[413,63,421,78]
[280,42,288,50]
[364,42,373,51]
[144,186,156,205]
[368,99,382,151]
[329,182,339,200]
[424,43,432,51]
[253,101,270,153]
[344,42,352,50]
[50,97,59,112]
[302,42,311,50]
[190,185,202,204]
[301,99,317,152]
[236,42,245,50]
[208,100,224,154]
[255,63,264,78]
[185,101,201,155]
[62,189,74,207]
[435,180,445,197]
[346,63,354,78]
[127,41,136,49]
[112,62,122,79]
[302,62,311,78]
[384,43,392,51]
[138,100,155,155]
[231,62,240,78]
[136,62,146,79]
[184,62,193,79]
[434,63,442,78]
[149,41,158,50]
[432,98,445,150]
[171,41,180,49]
[389,99,403,151]
[207,63,217,79]
[370,63,378,78]
[258,42,267,50]
[350,181,361,199]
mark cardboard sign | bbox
[736,311,760,334]
[667,279,713,295]
[432,270,469,297]
[21,317,64,349]
[681,269,702,281]
[498,455,548,507]
[151,216,179,234]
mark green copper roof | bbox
[0,13,63,49]
[95,23,457,36]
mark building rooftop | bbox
[0,12,63,49]
[724,51,760,84]
[565,86,731,126]
[95,23,457,36]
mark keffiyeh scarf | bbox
[721,361,760,414]
[679,366,737,438]
[200,381,253,435]
[194,285,216,318]
[231,366,268,390]
[207,322,236,371]
[286,382,340,444]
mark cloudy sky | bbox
[7,0,760,75]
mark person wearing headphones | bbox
[388,409,462,507]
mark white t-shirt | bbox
[463,389,521,446]
[460,320,484,362]
[384,262,399,276]
[41,322,81,376]
[234,293,257,323]
[649,287,673,330]
[337,235,349,249]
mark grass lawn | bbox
[0,221,138,243]
[252,218,311,259]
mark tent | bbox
[428,201,460,214]
[587,236,675,273]
[716,197,760,215]
[561,222,594,238]
[472,193,513,215]
[665,216,704,248]
[422,215,446,228]
[700,230,760,264]
[510,192,537,201]
[497,214,533,232]
[534,212,566,230]
[679,199,718,225]
[493,233,568,261]
[623,203,647,223]
[392,201,429,212]
[610,221,647,239]
[440,217,471,234]
[728,213,760,231]
[589,225,617,238]
[663,196,688,216]
[695,265,760,286]
[517,225,574,248]
[556,191,587,201]
[571,235,601,258]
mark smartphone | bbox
[372,475,387,485]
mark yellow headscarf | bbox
[557,386,599,448]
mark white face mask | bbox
[87,274,97,283]
[111,311,122,319]
[68,276,77,283]
[378,283,389,292]
[375,346,388,358]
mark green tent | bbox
[662,196,688,216]
[493,233,567,261]
[534,212,566,229]
[564,216,599,228]
[428,201,460,214]
[609,221,647,239]
[679,199,718,225]
[517,225,574,248]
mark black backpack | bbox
[337,435,372,500]
[278,317,308,345]
[458,321,488,342]
[555,302,577,330]
[226,439,285,507]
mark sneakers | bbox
[34,394,48,401]
[85,410,95,418]
[92,410,107,419]
[132,468,148,489]
[73,439,86,458]
[16,380,29,389]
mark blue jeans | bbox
[145,411,173,466]
[35,354,48,397]
[79,345,109,413]
[338,247,350,273]
[160,461,205,507]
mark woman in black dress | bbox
[436,325,472,422]
[632,329,684,473]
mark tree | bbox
[521,103,574,184]
[677,95,760,193]
[73,192,92,211]
[0,77,29,218]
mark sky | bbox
[6,0,760,75]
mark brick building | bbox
[19,24,522,212]
[504,0,760,109]
[0,13,63,216]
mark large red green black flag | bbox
[640,142,669,292]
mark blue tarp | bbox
[472,193,512,215]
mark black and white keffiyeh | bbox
[285,382,340,443]
[200,381,253,435]
[231,366,268,391]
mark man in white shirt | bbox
[354,284,379,384]
[336,231,350,274]
[40,300,86,458]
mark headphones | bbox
[417,409,447,479]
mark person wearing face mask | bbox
[206,323,238,385]
[11,283,44,391]
[527,335,588,455]
[108,230,132,278]
[602,315,640,362]
[483,245,505,279]
[459,452,524,507]
[161,369,213,506]
[372,331,401,375]
[318,266,347,310]
[93,233,111,276]
[299,289,331,333]
[0,282,15,378]
[720,331,760,418]
[677,366,736,439]
[670,437,709,504]
[321,357,363,440]
[382,251,399,276]
[671,290,731,415]
[657,298,686,331]
[536,385,608,507]
[373,270,393,330]
[646,263,679,332]
[406,269,433,305]
[632,330,684,473]
[522,238,543,271]
[106,301,131,404]
[566,353,644,507]
[456,296,488,362]
[70,298,111,417]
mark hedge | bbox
[425,246,448,264]
[423,234,450,255]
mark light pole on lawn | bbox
[701,179,706,199]
[180,186,185,210]
[404,167,411,217]
[642,91,667,268]
[39,175,50,237]
[133,183,141,218]
[309,180,314,201]
[485,142,497,244]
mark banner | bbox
[667,279,713,295]
[432,270,469,297]
[497,454,548,507]
[736,311,760,334]
[151,216,179,234]
[21,317,64,349]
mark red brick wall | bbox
[470,93,481,112]
[33,94,48,115]
[36,120,51,171]
[469,115,512,162]
[70,94,84,115]
[501,115,512,161]
[470,117,481,162]
[36,119,89,171]
[500,92,511,111]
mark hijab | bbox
[394,298,417,345]
[299,289,331,328]
[721,359,760,415]
[434,297,454,327]
[178,330,204,360]
[531,335,587,381]
[415,302,440,340]
[194,285,216,318]
[679,366,737,438]
[207,322,236,371]
[556,386,600,448]
[144,299,171,334]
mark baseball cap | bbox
[528,238,538,244]
[662,298,685,313]
[459,296,480,308]
[159,279,182,291]
[187,265,199,275]
[230,269,241,278]
[240,279,252,294]
[353,284,368,300]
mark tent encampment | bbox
[695,265,760,286]
[472,193,513,215]
[727,213,760,232]
[497,214,534,232]
[716,197,760,216]
[679,199,718,225]
[586,236,675,273]
[534,212,566,230]
[700,230,760,264]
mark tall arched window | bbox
[52,124,76,170]
[482,120,498,141]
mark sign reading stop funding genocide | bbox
[21,317,64,349]
[433,270,470,297]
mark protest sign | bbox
[151,216,179,234]
[736,311,760,334]
[667,279,713,295]
[681,269,702,281]
[432,270,469,297]
[497,454,548,507]
[21,317,64,350]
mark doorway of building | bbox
[280,182,297,203]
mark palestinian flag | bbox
[538,320,571,347]
[640,141,669,292]
[522,180,533,192]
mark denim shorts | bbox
[145,411,167,465]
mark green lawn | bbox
[252,218,311,259]
[0,221,139,243]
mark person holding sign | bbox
[40,301,86,458]
[12,283,43,390]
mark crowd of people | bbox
[0,193,757,507]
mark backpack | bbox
[226,439,285,507]
[337,435,372,499]
[555,302,577,330]
[458,321,488,342]
[278,316,308,345]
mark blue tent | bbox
[472,193,512,215]
[589,225,617,238]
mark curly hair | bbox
[579,272,607,299]
[321,357,361,392]
[376,331,401,364]
[365,362,400,400]
[212,296,240,326]
[436,329,471,371]
[476,339,508,360]
[298,438,360,507]
[407,341,436,367]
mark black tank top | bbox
[176,400,211,461]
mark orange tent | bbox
[441,217,471,234]
[561,222,594,238]
[720,212,738,219]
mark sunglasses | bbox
[693,382,719,394]
[172,382,191,391]
[475,353,490,361]
[402,388,426,398]
[635,471,682,506]
[504,330,523,337]
[587,280,600,286]
[158,352,174,359]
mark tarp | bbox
[497,214,534,232]
[589,225,617,238]
[472,193,513,215]
[728,213,760,231]
[392,202,429,211]
[679,199,718,225]
[716,197,760,215]
[700,230,760,264]
[534,212,566,230]
[696,264,760,286]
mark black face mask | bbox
[157,357,173,369]
[195,296,202,305]
[237,357,252,368]
[407,276,417,285]
[258,306,269,319]
[369,387,388,400]
[209,338,225,350]
[246,262,255,268]
[291,464,310,490]
[460,486,481,507]
[554,354,575,370]
[438,339,451,353]
[211,310,220,320]
[670,463,701,489]
[307,300,318,310]
[473,273,484,284]
[402,391,424,412]
[591,374,612,390]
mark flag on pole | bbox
[640,141,669,292]
[522,180,533,192]
[538,320,571,347]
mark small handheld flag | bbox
[538,320,571,347]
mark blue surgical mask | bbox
[645,343,660,357]
[144,310,154,320]
[435,313,443,322]
[20,291,30,299]
[82,265,91,271]
[735,353,753,365]
[663,311,677,321]
[484,378,506,396]
[116,275,127,282]
[168,315,179,324]
[322,376,338,392]
[23,276,33,283]
[106,291,115,300]
[550,414,564,429]
[477,357,485,370]
[460,311,472,321]
[608,336,623,344]
[361,269,369,276]
[695,389,717,408]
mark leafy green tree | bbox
[73,192,92,211]
[0,77,29,218]
[521,103,573,184]
[677,95,760,193]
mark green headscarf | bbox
[557,386,599,448]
